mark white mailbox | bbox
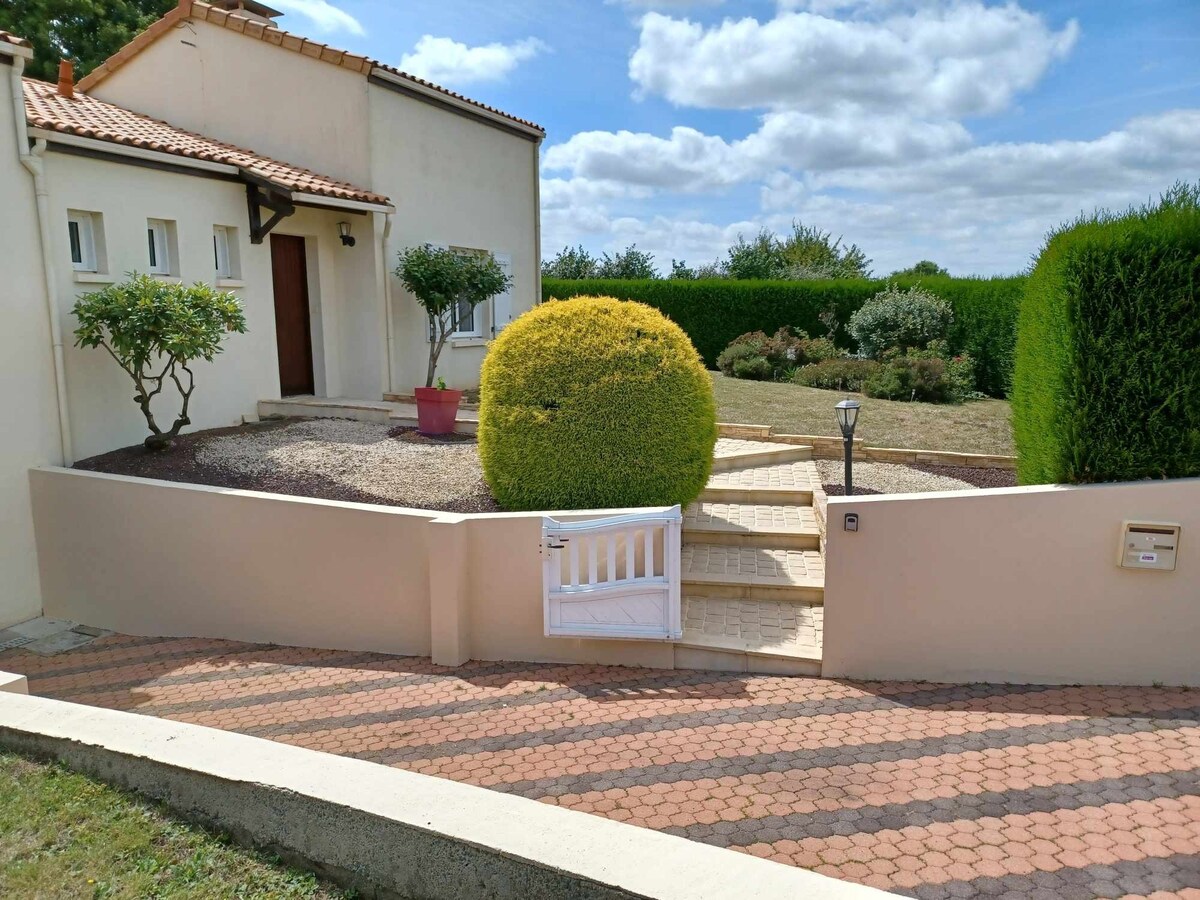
[1118,521,1181,571]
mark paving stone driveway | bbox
[2,634,1197,899]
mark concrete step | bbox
[257,397,477,433]
[675,596,823,677]
[699,484,814,505]
[683,502,820,550]
[681,542,825,603]
[711,439,813,473]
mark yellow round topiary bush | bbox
[479,296,717,510]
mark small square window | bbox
[67,212,97,272]
[147,219,173,276]
[213,225,238,279]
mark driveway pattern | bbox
[2,634,1197,899]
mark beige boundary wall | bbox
[29,467,678,669]
[717,423,1016,470]
[0,691,893,900]
[822,479,1200,687]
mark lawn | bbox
[0,751,351,900]
[712,372,1015,456]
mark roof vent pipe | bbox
[57,59,74,99]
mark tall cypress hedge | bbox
[541,275,1024,397]
[1011,184,1200,484]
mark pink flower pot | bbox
[414,386,463,435]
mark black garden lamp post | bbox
[835,398,860,496]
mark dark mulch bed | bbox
[912,464,1018,490]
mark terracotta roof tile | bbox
[75,0,543,135]
[22,78,391,207]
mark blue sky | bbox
[271,0,1200,276]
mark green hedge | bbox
[542,275,1024,397]
[1011,186,1200,484]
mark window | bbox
[449,245,485,337]
[67,212,97,272]
[147,219,172,275]
[213,225,236,279]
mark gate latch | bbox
[540,534,568,556]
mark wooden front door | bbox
[270,234,315,396]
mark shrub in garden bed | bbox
[543,276,1022,397]
[1012,183,1200,484]
[716,327,840,380]
[792,358,881,392]
[847,284,953,358]
[479,296,717,509]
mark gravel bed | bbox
[76,418,499,513]
[817,459,1016,496]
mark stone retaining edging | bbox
[717,423,1016,470]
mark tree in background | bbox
[542,223,870,282]
[779,222,871,279]
[0,0,173,81]
[541,245,599,279]
[724,229,784,279]
[669,259,696,280]
[596,243,657,279]
[722,222,871,280]
[893,260,949,277]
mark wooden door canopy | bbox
[246,177,295,245]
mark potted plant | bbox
[395,245,511,434]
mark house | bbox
[0,3,543,628]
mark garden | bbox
[72,184,1199,506]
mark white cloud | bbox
[814,110,1200,198]
[271,0,364,36]
[543,113,970,190]
[543,110,1200,276]
[399,35,546,86]
[610,0,724,7]
[629,3,1078,117]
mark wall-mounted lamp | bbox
[338,221,356,247]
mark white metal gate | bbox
[542,506,682,641]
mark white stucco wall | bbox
[42,152,278,460]
[0,58,61,627]
[369,83,541,392]
[88,14,542,395]
[822,480,1200,687]
[91,18,372,188]
[40,151,381,460]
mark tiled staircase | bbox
[675,439,825,677]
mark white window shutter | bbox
[492,252,513,335]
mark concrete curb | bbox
[0,690,896,900]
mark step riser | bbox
[674,646,822,677]
[700,488,814,505]
[683,582,824,604]
[711,447,812,472]
[683,528,820,551]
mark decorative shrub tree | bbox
[396,245,511,388]
[848,283,954,359]
[478,296,717,510]
[1012,183,1200,484]
[73,274,246,450]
